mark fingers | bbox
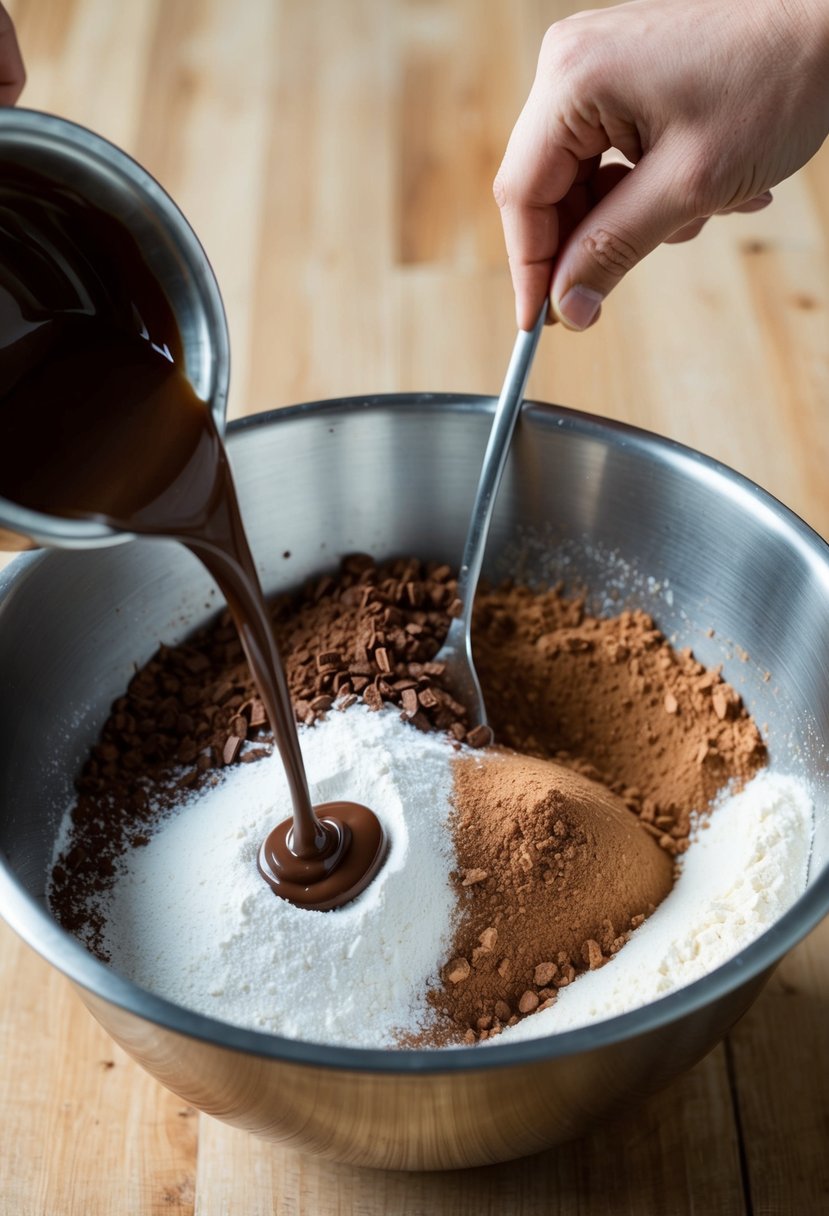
[665,191,773,245]
[499,128,775,333]
[0,6,24,105]
[720,190,773,214]
[493,122,579,329]
[549,145,698,329]
[494,187,562,333]
[494,79,612,329]
[665,217,709,244]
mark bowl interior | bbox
[1,394,827,1065]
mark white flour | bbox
[64,707,814,1050]
[498,769,814,1043]
[94,706,457,1047]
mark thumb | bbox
[551,147,696,330]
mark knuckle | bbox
[583,226,640,280]
[672,143,724,219]
[538,19,611,148]
[679,167,716,219]
[539,20,591,85]
[492,171,509,210]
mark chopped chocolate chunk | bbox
[316,650,342,671]
[466,724,493,749]
[222,735,243,765]
[228,715,247,739]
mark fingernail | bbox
[557,285,603,331]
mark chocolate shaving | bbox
[222,735,243,765]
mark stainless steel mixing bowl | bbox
[1,395,827,1170]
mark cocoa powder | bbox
[471,583,765,853]
[427,582,767,1043]
[427,750,674,1045]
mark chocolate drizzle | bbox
[0,160,386,911]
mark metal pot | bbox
[0,395,826,1170]
[0,108,229,551]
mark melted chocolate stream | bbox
[0,162,386,909]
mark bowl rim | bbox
[1,391,827,1075]
[0,106,230,548]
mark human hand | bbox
[0,4,24,105]
[494,0,829,330]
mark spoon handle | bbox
[454,301,548,619]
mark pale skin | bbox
[494,0,829,331]
[0,5,23,105]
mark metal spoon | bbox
[434,301,548,737]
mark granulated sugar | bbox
[95,706,457,1047]
[496,769,813,1043]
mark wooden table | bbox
[2,1,828,1211]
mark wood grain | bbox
[0,927,198,1215]
[1,0,828,1210]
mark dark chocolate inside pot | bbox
[0,161,385,910]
